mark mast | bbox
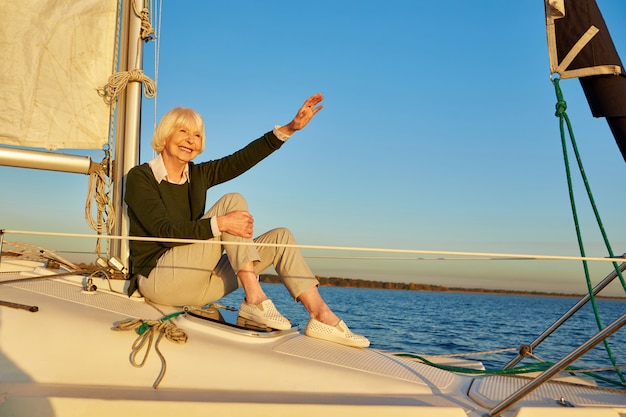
[110,0,146,268]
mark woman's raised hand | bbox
[278,93,324,136]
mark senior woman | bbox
[124,94,369,348]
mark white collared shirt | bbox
[148,153,190,185]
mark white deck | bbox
[1,259,624,416]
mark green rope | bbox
[552,77,625,384]
[396,353,550,375]
[395,353,625,387]
[137,311,185,335]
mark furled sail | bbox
[0,0,118,150]
[545,0,626,161]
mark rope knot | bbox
[552,77,568,118]
[132,1,155,41]
[554,99,567,117]
[138,8,156,41]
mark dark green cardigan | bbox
[124,131,284,295]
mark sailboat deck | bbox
[469,374,626,411]
[2,267,624,416]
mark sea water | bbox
[220,285,625,382]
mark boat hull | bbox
[1,260,624,416]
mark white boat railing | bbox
[2,229,626,264]
[503,258,626,370]
[489,312,626,416]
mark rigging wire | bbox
[152,0,163,139]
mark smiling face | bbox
[152,107,206,156]
[163,125,202,164]
[151,107,206,179]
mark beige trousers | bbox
[138,193,319,307]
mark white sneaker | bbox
[304,319,370,348]
[238,299,291,330]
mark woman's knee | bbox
[222,192,248,210]
[267,227,295,244]
[206,193,248,217]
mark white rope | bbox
[2,240,79,270]
[97,1,157,106]
[112,315,187,389]
[98,69,156,105]
[85,163,115,235]
[133,0,156,41]
[3,229,625,264]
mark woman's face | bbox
[162,124,202,164]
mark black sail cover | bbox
[546,0,626,161]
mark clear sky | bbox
[1,1,625,296]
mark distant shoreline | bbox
[259,274,626,300]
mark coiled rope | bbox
[85,154,114,235]
[97,1,157,104]
[552,77,625,384]
[112,311,187,389]
[98,68,157,105]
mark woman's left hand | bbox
[279,93,324,136]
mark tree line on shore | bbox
[259,274,591,298]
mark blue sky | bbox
[1,1,625,296]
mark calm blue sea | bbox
[221,285,625,382]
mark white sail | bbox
[0,0,117,150]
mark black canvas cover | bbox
[548,0,626,161]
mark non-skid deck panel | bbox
[468,375,626,409]
[274,336,457,389]
[4,279,164,319]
